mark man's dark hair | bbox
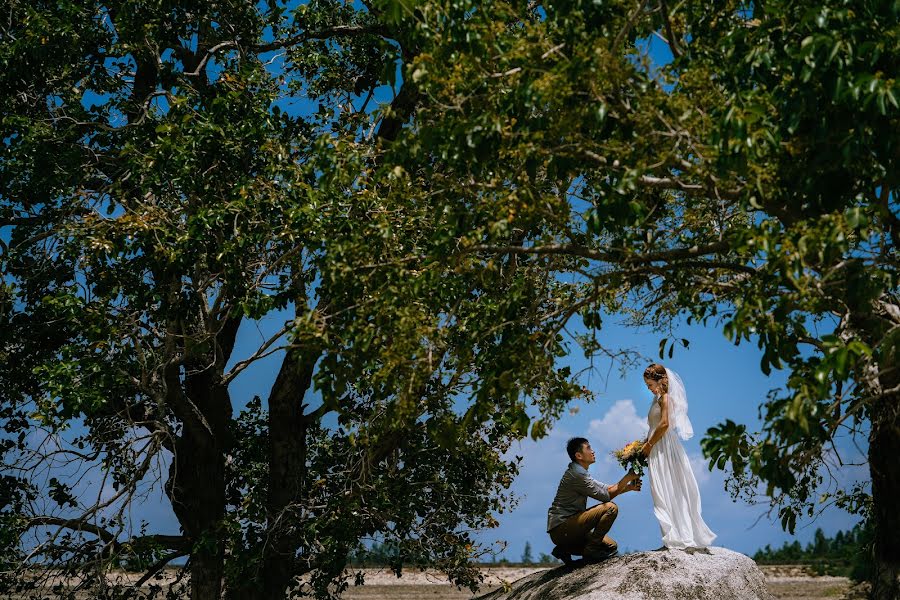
[566,437,589,462]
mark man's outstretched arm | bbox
[607,473,642,499]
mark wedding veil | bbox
[664,367,693,440]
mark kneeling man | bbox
[547,437,642,565]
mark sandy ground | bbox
[328,567,539,599]
[17,564,853,599]
[339,565,853,599]
[759,565,852,600]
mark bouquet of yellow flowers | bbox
[612,440,649,477]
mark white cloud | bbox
[588,399,649,450]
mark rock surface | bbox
[476,547,774,600]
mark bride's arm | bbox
[642,394,670,456]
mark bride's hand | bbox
[641,442,652,458]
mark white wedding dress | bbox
[646,368,716,549]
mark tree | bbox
[813,529,830,558]
[370,0,897,596]
[521,541,533,565]
[537,552,560,566]
[0,2,595,599]
[834,531,846,554]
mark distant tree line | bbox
[347,541,413,569]
[480,541,561,567]
[349,540,561,568]
[753,523,874,580]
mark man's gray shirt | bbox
[546,462,611,532]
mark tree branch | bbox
[133,549,190,588]
[184,25,391,77]
[374,79,419,143]
[223,323,292,384]
[878,181,900,248]
[612,0,649,52]
[28,517,117,544]
[255,24,391,52]
[462,240,732,265]
[27,516,189,580]
[659,0,682,58]
[581,150,742,199]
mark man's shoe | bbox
[583,549,618,564]
[551,546,575,567]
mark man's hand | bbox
[630,477,643,492]
[620,472,642,492]
[609,472,642,498]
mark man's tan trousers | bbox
[548,502,618,559]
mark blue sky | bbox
[474,315,868,561]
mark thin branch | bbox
[659,0,682,58]
[223,323,292,384]
[301,401,335,425]
[127,534,189,552]
[27,517,116,544]
[878,180,900,248]
[797,336,826,351]
[184,25,391,77]
[26,516,188,555]
[461,240,731,265]
[541,43,566,60]
[612,0,649,52]
[133,549,190,588]
[581,150,742,199]
[47,91,172,132]
[256,24,391,52]
[490,67,523,78]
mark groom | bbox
[547,437,642,566]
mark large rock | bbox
[477,547,773,600]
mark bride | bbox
[641,363,716,549]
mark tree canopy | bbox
[753,523,874,581]
[1,0,898,599]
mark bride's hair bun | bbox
[643,363,668,391]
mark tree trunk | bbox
[869,379,900,600]
[244,65,418,598]
[166,373,232,600]
[841,292,900,599]
[258,344,320,599]
[189,544,227,600]
[167,430,227,600]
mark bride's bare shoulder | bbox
[657,393,670,406]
